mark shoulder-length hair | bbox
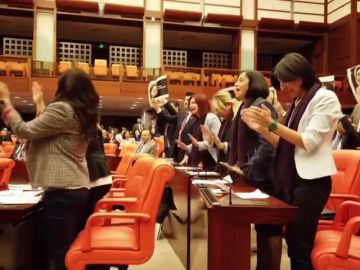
[243,70,269,99]
[274,53,320,91]
[211,90,240,118]
[190,93,211,118]
[53,68,99,140]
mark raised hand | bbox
[200,125,212,144]
[0,81,10,103]
[213,134,224,150]
[188,133,199,148]
[32,81,44,104]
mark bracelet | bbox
[267,120,278,132]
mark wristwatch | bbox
[267,120,278,132]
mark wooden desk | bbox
[0,201,43,270]
[162,169,297,270]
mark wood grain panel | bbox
[328,20,351,74]
[56,0,99,13]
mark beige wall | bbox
[327,0,351,24]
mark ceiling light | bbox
[13,96,20,99]
[21,100,28,103]
[137,97,143,100]
[28,103,34,106]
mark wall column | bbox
[241,0,256,70]
[33,0,56,71]
[143,0,163,76]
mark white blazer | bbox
[294,89,342,179]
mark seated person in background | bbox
[133,129,141,142]
[332,115,360,150]
[0,127,12,143]
[351,104,360,131]
[135,129,157,156]
[119,130,135,149]
[11,137,27,161]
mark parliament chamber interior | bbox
[0,0,360,270]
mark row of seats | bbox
[59,60,145,79]
[104,137,165,158]
[0,61,27,77]
[164,70,237,87]
[65,153,175,269]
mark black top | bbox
[86,129,111,181]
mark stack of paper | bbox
[235,189,269,199]
[0,185,43,204]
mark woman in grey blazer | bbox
[0,68,99,270]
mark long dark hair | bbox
[274,53,320,91]
[53,68,99,140]
[243,70,269,99]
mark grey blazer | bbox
[136,140,157,156]
[6,101,90,189]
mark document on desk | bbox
[0,189,43,204]
[186,171,221,177]
[235,189,270,199]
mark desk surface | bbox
[0,203,41,224]
[164,169,297,270]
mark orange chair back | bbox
[4,144,14,158]
[113,152,150,177]
[154,136,164,157]
[326,150,360,212]
[119,143,138,157]
[66,158,175,269]
[103,143,117,156]
[312,201,360,270]
[0,158,15,190]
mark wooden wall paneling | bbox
[1,77,29,94]
[92,80,120,96]
[232,30,240,69]
[327,18,351,74]
[357,16,360,64]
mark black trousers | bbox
[43,188,89,270]
[285,175,331,270]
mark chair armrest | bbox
[95,197,137,211]
[329,194,360,201]
[333,201,360,230]
[82,212,150,251]
[108,188,126,197]
[336,216,360,258]
[112,174,126,178]
[112,178,128,188]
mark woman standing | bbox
[227,70,281,270]
[242,53,341,270]
[0,68,99,270]
[180,93,221,169]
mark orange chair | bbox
[103,143,117,156]
[58,61,72,74]
[319,150,360,230]
[312,201,360,270]
[76,62,90,74]
[0,158,15,190]
[119,143,138,158]
[65,158,175,269]
[94,59,108,76]
[154,136,164,158]
[125,65,139,79]
[111,153,150,188]
[2,141,13,148]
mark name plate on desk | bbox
[219,194,269,205]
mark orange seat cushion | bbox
[312,230,360,269]
[71,226,139,252]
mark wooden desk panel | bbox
[163,169,298,270]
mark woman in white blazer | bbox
[242,53,341,270]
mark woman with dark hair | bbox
[0,68,99,270]
[179,93,221,169]
[226,70,280,270]
[242,53,341,270]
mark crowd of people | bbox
[0,52,359,270]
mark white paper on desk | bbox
[0,190,43,197]
[235,189,269,199]
[187,171,221,176]
[8,184,33,190]
[0,195,42,204]
[175,166,199,170]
